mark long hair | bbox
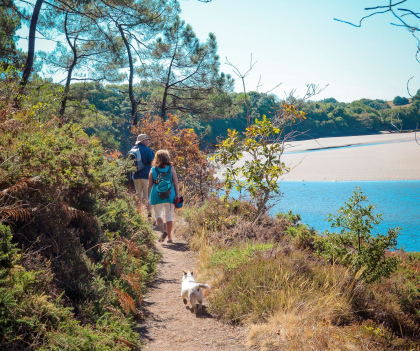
[152,150,172,168]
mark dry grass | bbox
[178,197,420,350]
[387,98,412,109]
[247,317,387,351]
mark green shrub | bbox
[209,242,273,271]
[275,210,301,224]
[317,187,400,283]
[212,115,306,221]
[393,96,409,106]
[0,72,157,349]
[285,224,316,249]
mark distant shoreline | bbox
[279,132,420,181]
[215,132,420,182]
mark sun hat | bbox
[135,134,150,145]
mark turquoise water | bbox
[271,181,420,252]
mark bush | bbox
[208,249,356,325]
[393,96,409,106]
[275,210,301,224]
[213,115,305,220]
[317,187,400,283]
[0,70,158,349]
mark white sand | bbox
[217,132,420,181]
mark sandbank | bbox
[217,132,420,181]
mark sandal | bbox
[167,239,173,243]
[159,231,168,242]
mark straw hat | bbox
[135,134,150,145]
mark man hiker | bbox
[129,134,154,217]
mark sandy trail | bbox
[139,235,249,351]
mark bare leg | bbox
[146,201,153,215]
[166,221,173,239]
[156,217,165,233]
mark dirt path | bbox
[139,235,249,350]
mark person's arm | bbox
[172,166,179,197]
[148,169,154,198]
[148,149,154,165]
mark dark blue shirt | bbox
[131,143,154,180]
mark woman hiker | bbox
[148,150,179,243]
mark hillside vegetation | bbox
[2,0,420,349]
[0,69,159,350]
[177,195,420,350]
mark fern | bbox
[114,288,135,315]
[122,272,143,302]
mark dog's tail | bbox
[198,283,210,290]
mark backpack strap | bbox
[153,166,172,185]
[152,167,158,182]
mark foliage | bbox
[213,115,303,220]
[132,113,219,199]
[38,4,126,118]
[208,242,273,271]
[181,197,420,350]
[276,210,301,224]
[393,96,410,106]
[0,234,141,350]
[0,0,25,69]
[0,72,158,349]
[317,187,400,283]
[208,249,356,325]
[143,14,234,121]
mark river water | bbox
[271,181,420,251]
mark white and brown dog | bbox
[181,271,210,314]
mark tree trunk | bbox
[160,49,176,122]
[59,12,77,118]
[160,86,169,122]
[117,24,137,126]
[20,0,44,91]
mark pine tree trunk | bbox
[20,0,43,90]
[118,24,137,126]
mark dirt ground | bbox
[139,233,249,351]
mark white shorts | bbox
[153,203,174,222]
[133,179,149,200]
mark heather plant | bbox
[317,187,400,283]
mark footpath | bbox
[139,234,249,350]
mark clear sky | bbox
[16,0,420,102]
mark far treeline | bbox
[68,83,420,150]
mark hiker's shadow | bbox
[186,305,213,319]
[162,242,189,252]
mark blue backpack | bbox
[154,167,172,199]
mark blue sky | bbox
[16,0,420,102]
